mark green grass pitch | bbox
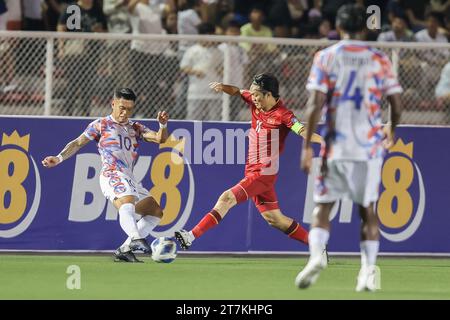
[0,254,449,299]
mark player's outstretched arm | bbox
[143,111,169,144]
[301,90,327,174]
[41,133,91,168]
[290,121,323,144]
[384,93,402,149]
[209,82,241,96]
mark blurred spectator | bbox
[0,1,6,30]
[103,0,131,34]
[445,13,450,40]
[387,0,407,24]
[177,0,202,52]
[415,11,448,103]
[430,0,450,13]
[233,0,270,19]
[22,0,45,30]
[3,0,21,30]
[103,0,132,97]
[163,9,177,33]
[43,0,72,31]
[210,0,234,29]
[180,22,223,120]
[404,0,430,32]
[321,0,348,26]
[415,11,448,45]
[57,0,107,115]
[0,0,22,94]
[436,61,450,123]
[218,20,249,120]
[240,6,275,52]
[176,0,203,119]
[318,18,338,40]
[129,0,175,117]
[57,0,107,32]
[378,14,415,42]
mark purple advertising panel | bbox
[0,116,448,254]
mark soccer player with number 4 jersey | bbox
[42,88,170,263]
[175,73,323,252]
[295,4,403,291]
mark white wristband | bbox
[159,122,167,129]
[56,154,64,163]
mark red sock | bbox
[285,221,309,245]
[192,209,222,239]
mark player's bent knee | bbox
[154,207,164,219]
[114,195,136,210]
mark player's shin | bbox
[361,240,379,267]
[285,221,309,245]
[191,209,223,239]
[308,227,329,260]
[118,203,141,240]
[121,215,161,251]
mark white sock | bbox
[118,203,141,241]
[308,227,329,260]
[360,241,368,269]
[363,240,379,267]
[121,215,161,250]
[188,230,195,241]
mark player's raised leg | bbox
[118,196,163,255]
[295,203,333,289]
[255,188,309,245]
[356,203,380,292]
[175,189,237,250]
[260,210,309,245]
[113,195,152,255]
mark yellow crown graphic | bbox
[389,138,413,158]
[1,130,30,151]
[160,134,185,154]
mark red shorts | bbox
[230,172,279,213]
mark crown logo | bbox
[1,130,30,151]
[389,138,413,158]
[160,135,185,154]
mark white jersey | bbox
[83,115,151,178]
[306,40,403,161]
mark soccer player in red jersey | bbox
[175,73,322,250]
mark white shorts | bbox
[100,170,149,203]
[314,158,383,208]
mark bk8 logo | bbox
[377,139,425,242]
[0,130,41,238]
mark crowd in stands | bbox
[0,0,449,121]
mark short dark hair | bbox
[227,19,241,30]
[336,4,366,33]
[114,88,136,102]
[197,22,216,35]
[252,73,279,98]
[426,11,445,26]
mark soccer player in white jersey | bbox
[42,88,169,263]
[295,4,403,291]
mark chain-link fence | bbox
[0,31,449,124]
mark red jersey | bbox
[241,90,300,176]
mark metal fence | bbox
[0,31,449,124]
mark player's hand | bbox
[209,82,224,93]
[301,146,313,174]
[157,110,169,125]
[193,70,205,78]
[42,156,60,168]
[382,125,395,149]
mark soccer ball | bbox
[150,237,177,263]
